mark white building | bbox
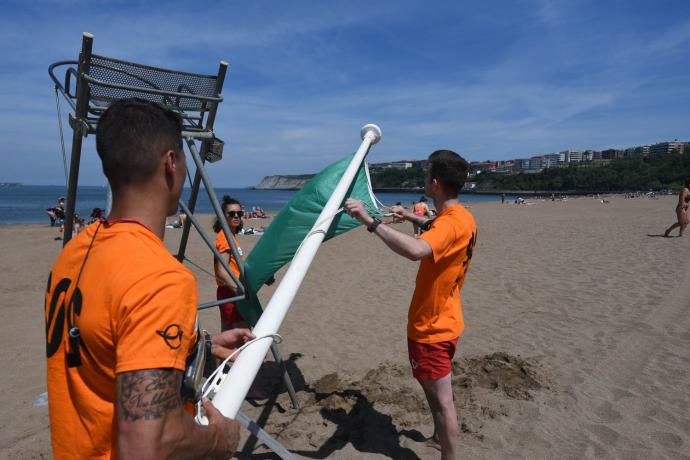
[542,153,561,168]
[529,156,544,171]
[649,141,684,156]
[387,161,413,169]
[560,150,583,163]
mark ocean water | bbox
[0,185,507,225]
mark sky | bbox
[1,0,689,187]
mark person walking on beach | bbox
[44,98,252,459]
[664,179,690,237]
[412,195,431,235]
[345,149,477,460]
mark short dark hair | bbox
[427,149,469,195]
[96,98,182,188]
[213,195,243,233]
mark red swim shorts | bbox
[407,337,458,381]
[217,285,245,326]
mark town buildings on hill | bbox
[469,139,688,176]
[367,139,687,179]
[369,160,427,171]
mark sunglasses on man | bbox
[225,211,244,218]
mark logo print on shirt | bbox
[156,324,183,350]
[461,230,477,276]
[45,276,83,358]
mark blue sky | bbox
[1,0,689,187]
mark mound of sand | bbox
[454,352,548,400]
[238,351,551,458]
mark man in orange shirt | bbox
[45,99,251,459]
[345,149,477,460]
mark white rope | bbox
[293,199,387,257]
[291,207,344,258]
[371,191,406,217]
[372,191,389,210]
[197,333,283,414]
[54,87,69,187]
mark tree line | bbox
[369,152,690,192]
[474,152,690,192]
[369,164,426,189]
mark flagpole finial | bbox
[361,124,382,145]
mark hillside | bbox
[254,153,690,192]
[254,175,315,190]
[474,153,690,192]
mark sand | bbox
[1,195,688,459]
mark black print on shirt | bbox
[45,276,82,358]
[156,324,183,350]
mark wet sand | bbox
[1,195,688,459]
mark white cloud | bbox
[0,1,688,186]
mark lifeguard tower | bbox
[49,32,298,459]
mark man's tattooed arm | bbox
[116,368,240,459]
[117,369,181,421]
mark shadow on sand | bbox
[236,353,421,459]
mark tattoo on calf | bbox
[118,369,182,421]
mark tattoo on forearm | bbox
[117,369,182,421]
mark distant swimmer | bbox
[664,178,690,237]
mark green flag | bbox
[236,153,381,325]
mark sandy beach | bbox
[1,195,688,459]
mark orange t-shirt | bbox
[214,231,244,286]
[44,221,198,459]
[407,204,477,343]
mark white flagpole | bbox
[206,124,382,420]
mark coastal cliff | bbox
[254,175,314,190]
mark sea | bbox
[0,185,508,225]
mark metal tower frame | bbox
[48,32,298,460]
[48,32,244,308]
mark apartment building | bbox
[542,153,561,168]
[600,149,623,160]
[513,159,531,172]
[470,161,498,174]
[560,150,583,163]
[529,156,544,171]
[649,140,684,156]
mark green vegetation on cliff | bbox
[474,152,690,192]
[369,164,425,189]
[368,152,690,191]
[263,153,690,191]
